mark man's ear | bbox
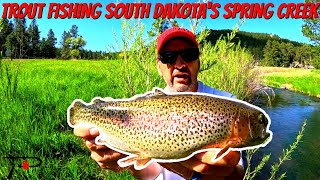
[156,59,163,76]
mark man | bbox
[74,27,244,180]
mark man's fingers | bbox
[91,149,126,163]
[73,126,91,138]
[89,128,100,136]
[97,161,124,172]
[219,151,241,166]
[86,140,109,151]
[179,157,235,176]
[195,150,240,166]
[160,162,194,180]
[179,157,212,174]
[73,126,99,139]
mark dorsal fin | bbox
[153,87,166,96]
[144,87,167,98]
[73,101,85,108]
[92,98,104,104]
[133,88,167,101]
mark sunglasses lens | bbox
[159,51,178,64]
[181,48,199,62]
[158,48,199,64]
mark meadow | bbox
[0,50,256,179]
[258,67,320,98]
[0,21,302,179]
[0,60,141,179]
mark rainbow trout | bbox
[67,88,272,170]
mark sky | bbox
[0,0,314,52]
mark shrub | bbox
[312,55,320,69]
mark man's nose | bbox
[174,55,187,68]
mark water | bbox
[248,88,320,179]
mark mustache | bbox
[174,66,191,74]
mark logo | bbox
[3,156,42,179]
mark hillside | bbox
[205,29,305,61]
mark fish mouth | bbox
[260,127,266,139]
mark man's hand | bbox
[74,126,127,172]
[160,150,244,180]
[73,126,162,180]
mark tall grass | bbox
[0,60,137,179]
[0,59,21,100]
[108,19,164,97]
[199,32,258,100]
[244,121,307,180]
[259,67,320,97]
[108,18,259,100]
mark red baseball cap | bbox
[156,27,199,53]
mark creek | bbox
[250,88,320,179]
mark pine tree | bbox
[27,19,41,58]
[46,29,57,58]
[302,0,320,45]
[147,18,178,37]
[70,25,78,38]
[60,30,71,59]
[0,18,14,56]
[14,18,28,58]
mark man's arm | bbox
[73,126,161,180]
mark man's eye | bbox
[163,52,175,56]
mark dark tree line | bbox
[0,18,108,60]
[205,29,320,69]
[260,40,319,68]
[1,17,319,67]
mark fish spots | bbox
[70,91,269,160]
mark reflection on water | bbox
[250,88,320,179]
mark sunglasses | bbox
[158,48,200,64]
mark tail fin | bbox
[68,100,86,127]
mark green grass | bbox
[0,55,313,179]
[258,67,320,98]
[0,55,257,179]
[0,60,144,180]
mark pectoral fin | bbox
[211,139,241,162]
[118,154,152,170]
[212,146,231,162]
[95,135,108,145]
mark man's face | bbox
[156,38,200,92]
